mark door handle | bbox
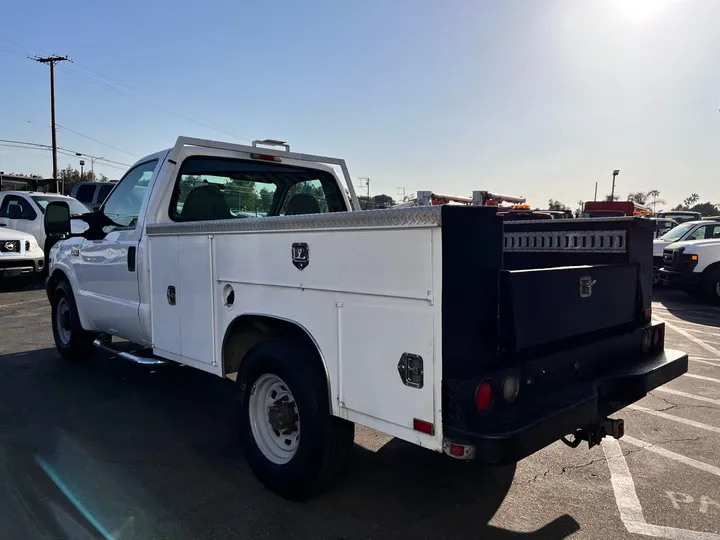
[167,286,176,306]
[127,246,136,271]
[0,224,5,227]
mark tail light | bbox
[475,381,494,412]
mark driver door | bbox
[74,160,159,342]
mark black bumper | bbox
[659,267,702,288]
[443,347,688,465]
[0,259,44,277]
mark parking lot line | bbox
[691,358,720,367]
[622,435,720,477]
[602,438,720,540]
[0,298,46,309]
[684,373,720,384]
[655,388,720,407]
[628,405,720,434]
[654,316,720,357]
[660,319,720,331]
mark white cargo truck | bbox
[44,137,688,500]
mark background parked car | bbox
[653,220,720,284]
[656,210,703,224]
[0,191,90,253]
[70,181,117,211]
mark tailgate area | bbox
[499,263,639,352]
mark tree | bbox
[684,193,700,208]
[604,194,619,202]
[548,199,568,211]
[646,189,665,213]
[627,192,647,205]
[372,194,395,208]
[689,202,720,217]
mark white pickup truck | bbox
[44,137,688,500]
[658,237,720,303]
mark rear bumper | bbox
[443,347,688,465]
[659,267,701,288]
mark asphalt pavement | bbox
[0,280,718,540]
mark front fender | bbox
[48,238,94,331]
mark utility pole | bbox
[594,182,598,202]
[33,55,70,193]
[396,187,406,202]
[357,177,370,209]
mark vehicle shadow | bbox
[0,275,46,294]
[0,349,580,540]
[652,287,720,328]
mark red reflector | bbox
[250,153,281,162]
[475,381,493,412]
[645,307,652,321]
[448,443,465,457]
[413,418,434,435]
[653,328,661,346]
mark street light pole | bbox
[79,159,85,182]
[611,169,620,200]
[594,182,598,202]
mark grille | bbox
[0,240,20,253]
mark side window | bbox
[74,185,96,204]
[102,160,157,231]
[708,224,720,239]
[0,195,37,220]
[97,184,113,203]
[687,226,707,241]
[280,179,330,215]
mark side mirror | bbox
[44,201,71,238]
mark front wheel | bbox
[702,269,720,305]
[236,338,354,500]
[51,280,97,360]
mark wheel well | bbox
[46,269,69,302]
[701,261,720,280]
[221,314,332,406]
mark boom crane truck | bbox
[43,137,688,500]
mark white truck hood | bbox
[664,238,720,252]
[0,227,34,241]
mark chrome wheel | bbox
[55,297,72,346]
[248,373,300,465]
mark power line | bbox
[0,139,131,168]
[0,142,128,171]
[55,123,140,158]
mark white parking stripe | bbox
[660,318,720,331]
[628,405,720,434]
[691,358,720,367]
[684,373,720,384]
[0,298,46,309]
[602,438,720,540]
[656,388,720,406]
[668,326,720,339]
[655,316,720,356]
[623,435,720,477]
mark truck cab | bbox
[659,237,720,303]
[653,220,720,285]
[43,136,688,500]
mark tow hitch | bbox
[560,418,625,450]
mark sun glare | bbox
[612,0,682,21]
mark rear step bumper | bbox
[443,349,688,465]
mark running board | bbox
[92,339,167,365]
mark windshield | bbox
[658,221,696,242]
[31,196,90,218]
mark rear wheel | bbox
[702,268,720,305]
[235,337,354,500]
[51,280,97,360]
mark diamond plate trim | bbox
[504,229,627,253]
[146,206,442,236]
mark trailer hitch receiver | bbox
[560,418,624,450]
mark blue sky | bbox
[1,0,719,209]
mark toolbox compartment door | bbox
[498,263,639,353]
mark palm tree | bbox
[646,189,666,213]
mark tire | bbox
[51,280,97,360]
[235,337,355,500]
[702,269,720,305]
